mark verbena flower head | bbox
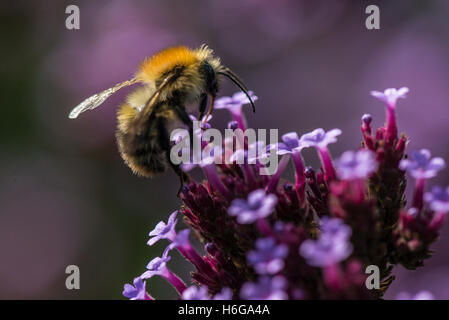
[335,150,377,180]
[147,211,178,246]
[247,237,289,274]
[228,189,278,224]
[214,91,258,111]
[123,277,150,300]
[299,217,353,267]
[124,89,447,300]
[370,87,409,108]
[240,276,288,300]
[399,149,445,179]
[182,285,210,300]
[300,128,341,150]
[424,186,449,213]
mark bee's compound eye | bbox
[200,62,217,93]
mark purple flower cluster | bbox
[123,87,447,300]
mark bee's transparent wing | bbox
[68,78,139,119]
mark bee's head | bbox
[194,44,255,112]
[194,45,222,96]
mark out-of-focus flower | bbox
[228,189,277,224]
[335,150,377,180]
[399,149,445,179]
[147,211,178,246]
[182,285,210,300]
[300,128,341,150]
[396,290,434,300]
[247,237,288,275]
[213,287,233,300]
[240,276,288,300]
[370,87,409,108]
[424,186,449,213]
[299,217,353,267]
[123,277,152,300]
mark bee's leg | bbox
[157,116,190,196]
[173,105,195,153]
[198,93,208,122]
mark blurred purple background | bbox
[1,0,449,299]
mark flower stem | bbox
[202,164,232,201]
[230,106,247,131]
[385,106,397,146]
[178,244,216,280]
[292,151,306,204]
[161,269,187,295]
[266,155,290,193]
[412,178,426,211]
[317,147,336,182]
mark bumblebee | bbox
[69,45,255,185]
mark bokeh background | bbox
[1,0,449,299]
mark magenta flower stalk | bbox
[165,229,217,280]
[271,132,307,203]
[318,147,336,182]
[123,88,447,300]
[292,151,306,204]
[265,155,290,193]
[229,149,256,186]
[361,114,375,151]
[199,147,232,201]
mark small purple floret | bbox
[228,189,278,224]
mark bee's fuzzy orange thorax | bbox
[137,46,198,83]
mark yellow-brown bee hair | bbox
[69,45,255,186]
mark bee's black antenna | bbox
[224,68,249,90]
[218,70,256,113]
